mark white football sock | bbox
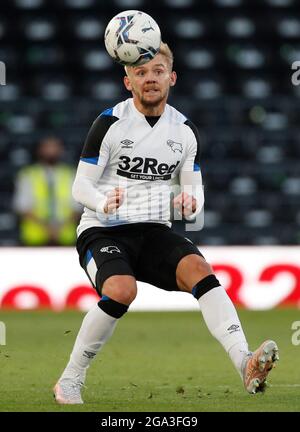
[60,304,117,380]
[197,286,249,377]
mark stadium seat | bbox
[73,18,104,40]
[63,0,97,8]
[23,19,57,41]
[214,0,244,6]
[226,17,256,38]
[15,0,46,8]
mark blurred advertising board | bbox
[0,247,299,311]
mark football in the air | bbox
[104,10,161,66]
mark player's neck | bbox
[132,98,166,117]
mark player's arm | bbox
[174,120,204,221]
[72,115,124,214]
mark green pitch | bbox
[0,309,299,412]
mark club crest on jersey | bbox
[100,246,121,254]
[167,140,183,153]
[121,139,134,149]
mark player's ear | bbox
[170,71,177,87]
[124,75,133,91]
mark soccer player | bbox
[53,43,279,404]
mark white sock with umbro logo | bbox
[197,286,249,377]
[60,304,117,381]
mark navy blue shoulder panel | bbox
[80,113,119,162]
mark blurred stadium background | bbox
[0,0,300,246]
[0,0,300,412]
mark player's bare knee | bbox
[176,254,213,291]
[194,257,213,277]
[98,275,137,319]
[179,254,212,274]
[112,285,137,305]
[102,275,137,305]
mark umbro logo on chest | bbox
[121,139,134,149]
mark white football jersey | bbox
[75,98,201,235]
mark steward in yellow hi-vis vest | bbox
[13,137,81,246]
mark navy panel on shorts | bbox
[76,223,204,295]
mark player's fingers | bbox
[105,194,125,212]
[183,198,193,210]
[106,187,124,198]
[173,193,183,205]
[106,201,121,212]
[183,198,197,216]
[182,192,190,200]
[114,187,125,199]
[182,194,193,209]
[106,190,116,199]
[117,192,125,202]
[118,194,125,205]
[192,197,197,211]
[115,194,125,207]
[106,191,124,203]
[106,196,122,206]
[115,187,125,193]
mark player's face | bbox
[124,54,177,114]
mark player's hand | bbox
[103,187,125,214]
[173,192,197,217]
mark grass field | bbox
[0,308,300,412]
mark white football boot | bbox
[242,340,279,394]
[53,373,85,404]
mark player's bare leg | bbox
[53,275,137,404]
[176,254,279,394]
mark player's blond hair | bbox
[125,42,174,74]
[158,42,174,70]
